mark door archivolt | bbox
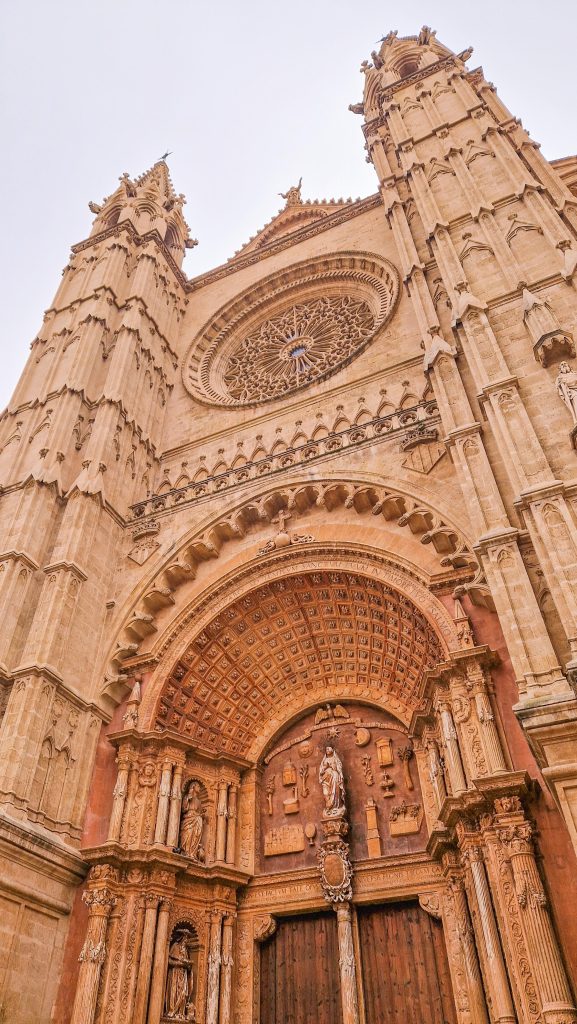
[108,476,478,699]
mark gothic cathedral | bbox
[1,25,577,1024]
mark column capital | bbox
[82,888,117,913]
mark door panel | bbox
[358,902,457,1024]
[259,911,343,1024]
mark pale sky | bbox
[1,0,576,410]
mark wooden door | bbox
[259,911,343,1024]
[358,902,457,1024]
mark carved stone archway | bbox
[136,543,461,750]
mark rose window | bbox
[221,296,375,403]
[183,252,400,407]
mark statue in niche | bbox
[319,746,346,817]
[164,930,195,1020]
[556,361,577,423]
[179,781,206,862]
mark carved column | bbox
[146,898,172,1024]
[107,755,130,842]
[443,875,490,1024]
[494,801,577,1023]
[437,699,468,794]
[166,763,183,847]
[219,914,235,1024]
[154,760,173,845]
[335,904,361,1024]
[225,785,237,864]
[133,894,159,1024]
[215,781,229,862]
[471,678,507,775]
[461,845,516,1024]
[205,911,223,1024]
[70,889,116,1024]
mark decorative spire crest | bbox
[279,177,303,208]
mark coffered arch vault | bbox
[132,542,461,762]
[152,568,443,758]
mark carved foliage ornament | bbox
[183,252,399,407]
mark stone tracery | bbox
[221,295,375,403]
[182,251,400,407]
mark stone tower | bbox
[1,25,577,1024]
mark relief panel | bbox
[258,702,427,874]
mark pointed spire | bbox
[87,160,194,267]
[453,596,475,649]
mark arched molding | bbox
[168,913,202,943]
[252,690,413,765]
[135,545,461,759]
[107,474,479,693]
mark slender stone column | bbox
[108,756,130,841]
[464,847,516,1023]
[133,894,159,1024]
[205,911,223,1024]
[225,785,237,864]
[146,898,173,1024]
[154,761,173,845]
[474,690,507,774]
[215,781,229,862]
[70,889,116,1024]
[444,875,490,1024]
[495,803,577,1023]
[335,903,361,1024]
[219,914,235,1024]
[437,700,468,794]
[166,764,183,848]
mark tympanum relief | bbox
[259,702,425,872]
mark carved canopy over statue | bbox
[319,746,346,817]
[164,930,196,1021]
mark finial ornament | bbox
[279,177,303,207]
[158,150,173,161]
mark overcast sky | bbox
[1,0,576,410]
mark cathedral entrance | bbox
[258,902,456,1024]
[71,554,572,1024]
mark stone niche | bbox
[258,702,426,874]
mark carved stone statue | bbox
[319,746,346,817]
[179,782,206,861]
[556,360,577,423]
[279,177,303,206]
[164,931,195,1020]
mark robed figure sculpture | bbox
[179,781,206,861]
[164,931,195,1020]
[319,746,346,817]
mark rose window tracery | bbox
[183,252,400,407]
[222,296,375,403]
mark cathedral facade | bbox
[1,24,577,1024]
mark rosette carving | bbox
[183,251,399,407]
